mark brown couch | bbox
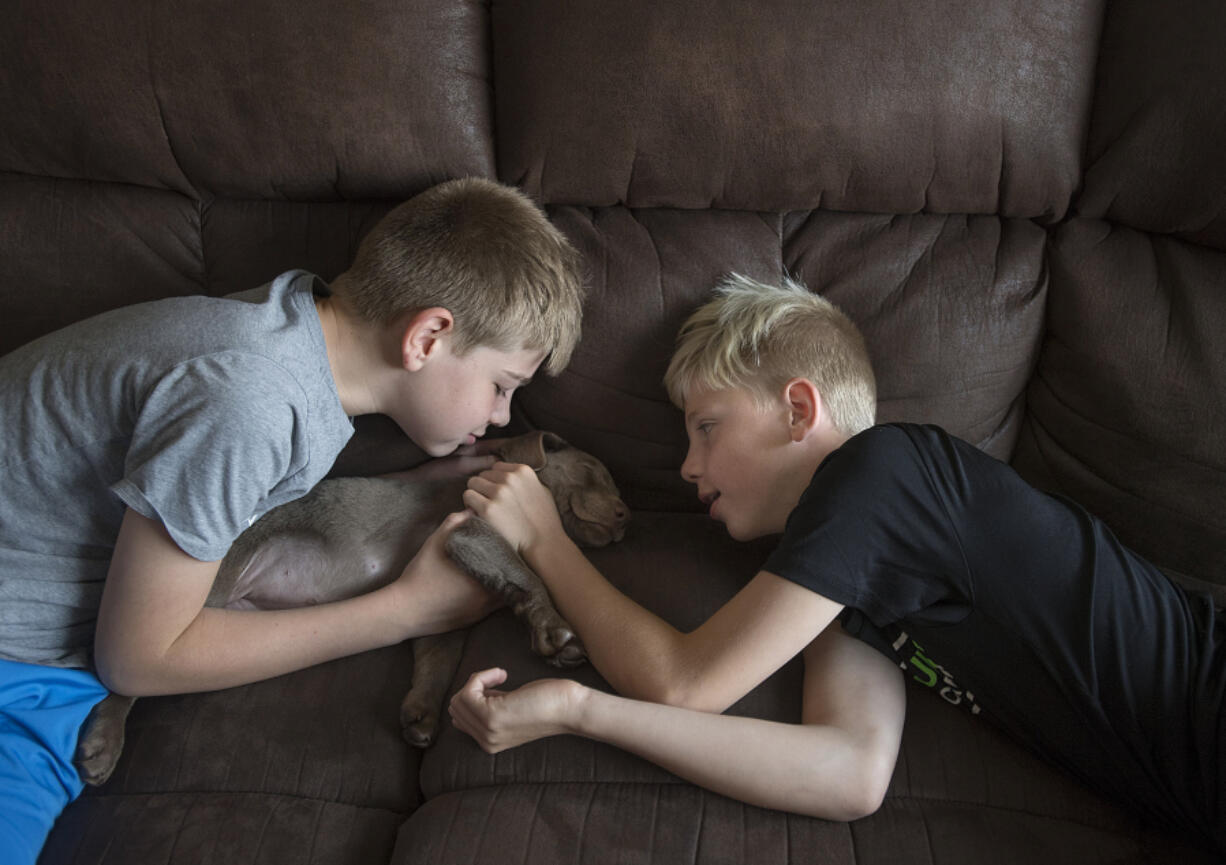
[4,0,1223,862]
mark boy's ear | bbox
[400,307,454,371]
[783,378,823,442]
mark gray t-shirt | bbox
[0,270,354,668]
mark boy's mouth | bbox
[699,490,721,515]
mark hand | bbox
[462,462,565,555]
[390,512,502,637]
[448,668,587,753]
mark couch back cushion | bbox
[1077,0,1226,250]
[0,0,495,353]
[493,0,1102,217]
[0,0,494,200]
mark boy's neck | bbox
[800,426,849,479]
[315,295,387,417]
[774,426,850,530]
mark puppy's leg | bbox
[445,517,586,667]
[75,692,136,786]
[400,630,467,748]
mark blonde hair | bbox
[332,178,584,375]
[664,273,877,436]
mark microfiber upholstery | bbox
[2,0,1221,862]
[492,0,1101,217]
[1013,221,1226,587]
[1076,0,1226,248]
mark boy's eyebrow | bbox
[504,371,534,386]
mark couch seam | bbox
[418,779,1140,838]
[81,787,415,818]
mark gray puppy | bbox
[75,430,629,785]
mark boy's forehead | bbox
[682,384,756,418]
[477,344,546,378]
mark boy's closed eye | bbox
[496,371,534,399]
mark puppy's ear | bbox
[541,431,568,453]
[493,430,549,470]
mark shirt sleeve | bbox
[110,352,309,561]
[763,425,967,628]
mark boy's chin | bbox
[422,440,464,458]
[720,518,761,543]
[720,514,783,543]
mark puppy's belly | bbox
[221,536,405,610]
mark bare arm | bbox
[464,463,843,712]
[450,624,906,821]
[523,539,839,712]
[95,508,496,696]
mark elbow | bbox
[842,756,895,822]
[615,644,735,712]
[798,739,895,823]
[798,771,889,824]
[94,642,162,698]
[93,654,140,697]
[832,772,890,822]
[637,652,735,713]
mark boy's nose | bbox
[680,449,700,483]
[490,403,511,428]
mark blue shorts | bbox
[0,658,108,865]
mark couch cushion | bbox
[42,792,402,865]
[1013,219,1226,588]
[202,200,395,297]
[784,212,1047,460]
[82,644,424,812]
[0,177,202,356]
[393,780,1212,865]
[0,0,494,200]
[1077,0,1226,249]
[494,0,1101,217]
[0,2,194,194]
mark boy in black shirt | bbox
[450,274,1224,853]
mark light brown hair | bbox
[664,273,876,436]
[333,178,584,374]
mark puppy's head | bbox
[494,431,629,547]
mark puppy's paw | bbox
[399,694,441,749]
[528,618,587,668]
[75,727,123,786]
[549,635,588,668]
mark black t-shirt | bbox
[764,423,1224,849]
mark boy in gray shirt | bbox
[0,178,584,864]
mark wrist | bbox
[376,579,426,643]
[522,523,574,567]
[562,680,597,735]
